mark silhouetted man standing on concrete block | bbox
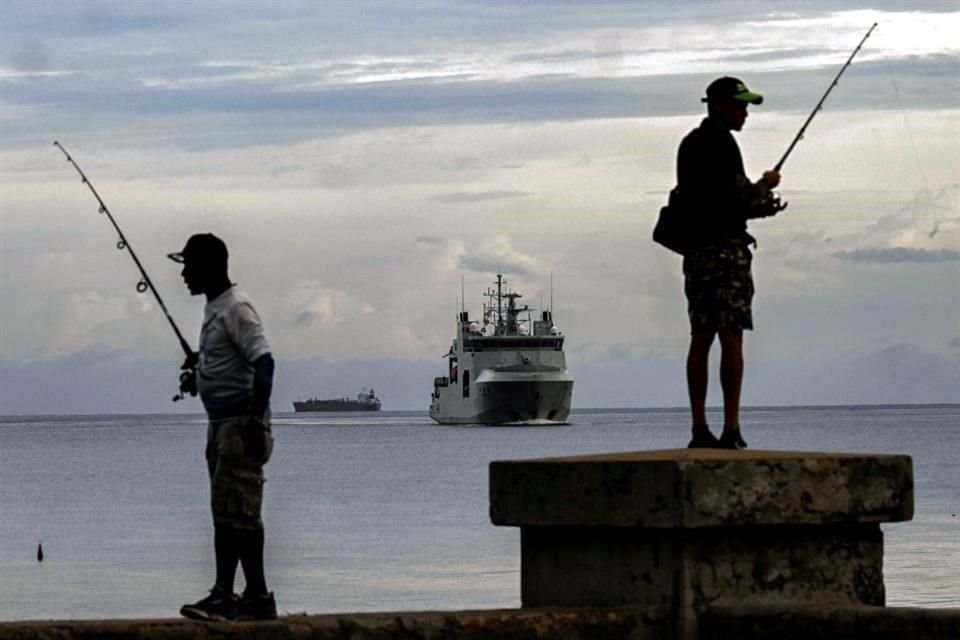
[677,77,782,449]
[169,233,278,621]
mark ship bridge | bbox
[462,336,564,352]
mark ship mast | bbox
[485,273,506,335]
[497,273,503,335]
[480,273,531,335]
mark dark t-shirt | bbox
[676,116,755,248]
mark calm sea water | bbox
[1,405,958,621]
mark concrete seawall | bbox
[0,608,669,639]
[3,448,958,639]
[2,604,959,639]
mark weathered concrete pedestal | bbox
[490,449,913,639]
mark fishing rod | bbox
[53,141,197,401]
[774,22,878,172]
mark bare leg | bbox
[718,329,744,429]
[687,332,716,427]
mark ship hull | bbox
[292,401,381,412]
[430,371,573,425]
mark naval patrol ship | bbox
[429,274,573,425]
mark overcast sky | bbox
[1,0,958,413]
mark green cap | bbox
[702,76,763,105]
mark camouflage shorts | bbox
[205,415,273,531]
[683,243,754,334]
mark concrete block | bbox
[490,449,914,639]
[491,450,914,528]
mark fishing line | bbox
[54,141,197,401]
[881,58,953,239]
[889,77,930,193]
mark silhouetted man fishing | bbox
[655,29,875,447]
[169,233,278,621]
[677,78,782,449]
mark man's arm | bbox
[250,353,274,420]
[227,300,273,418]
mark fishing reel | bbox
[750,191,788,219]
[173,352,199,402]
[174,369,198,402]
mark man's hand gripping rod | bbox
[54,141,198,401]
[758,23,878,217]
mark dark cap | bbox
[702,76,764,105]
[167,233,228,264]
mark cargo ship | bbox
[293,388,382,412]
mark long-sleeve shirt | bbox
[676,116,757,248]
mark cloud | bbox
[3,339,959,415]
[459,255,534,277]
[832,247,960,263]
[293,309,321,327]
[745,343,960,406]
[0,345,181,414]
[3,2,960,415]
[4,53,959,154]
[4,6,959,152]
[458,235,543,277]
[604,343,638,362]
[10,42,51,73]
[432,190,532,203]
[0,349,443,413]
[72,4,190,35]
[951,337,960,349]
[805,185,960,271]
[412,235,468,279]
[865,185,959,238]
[287,283,375,329]
[721,47,832,63]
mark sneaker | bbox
[718,429,748,450]
[180,586,238,621]
[687,427,720,449]
[238,590,277,621]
